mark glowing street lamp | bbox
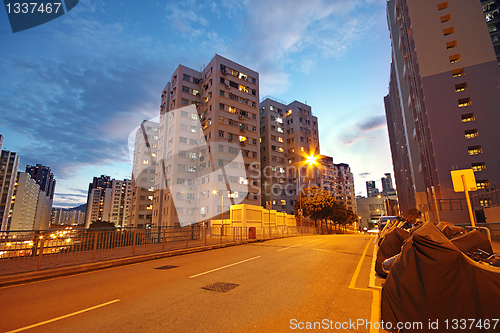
[297,153,319,227]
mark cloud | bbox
[0,16,171,181]
[340,115,387,145]
[53,192,87,208]
[358,172,371,178]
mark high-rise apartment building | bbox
[385,0,500,221]
[85,175,111,227]
[0,150,19,231]
[103,179,132,227]
[484,0,500,65]
[129,120,158,227]
[366,181,379,198]
[259,98,320,214]
[25,164,56,199]
[153,55,261,226]
[86,176,132,227]
[25,164,56,230]
[8,172,40,230]
[318,157,356,212]
[52,208,85,226]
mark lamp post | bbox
[297,153,319,230]
[213,190,223,235]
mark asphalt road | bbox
[0,234,380,333]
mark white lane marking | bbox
[6,299,120,333]
[277,244,302,252]
[189,256,261,278]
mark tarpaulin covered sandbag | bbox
[381,222,500,333]
[451,229,493,256]
[437,221,466,238]
[375,227,410,278]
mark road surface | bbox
[0,234,381,333]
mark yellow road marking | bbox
[189,256,261,278]
[6,299,120,333]
[348,237,380,333]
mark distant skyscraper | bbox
[366,181,378,198]
[0,150,19,231]
[85,176,131,227]
[25,164,56,230]
[385,0,500,222]
[25,164,56,199]
[0,134,3,151]
[85,175,112,227]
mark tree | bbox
[294,186,338,232]
[88,221,116,230]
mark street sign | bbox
[297,209,303,216]
[450,168,477,227]
[266,201,272,210]
[451,169,477,192]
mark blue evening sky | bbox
[0,0,393,208]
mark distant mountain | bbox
[70,203,87,212]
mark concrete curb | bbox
[0,238,270,287]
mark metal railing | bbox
[0,225,317,276]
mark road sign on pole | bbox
[451,169,477,227]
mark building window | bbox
[464,129,478,139]
[179,137,187,143]
[440,14,451,23]
[449,54,461,64]
[471,162,486,172]
[443,27,455,36]
[218,130,224,137]
[183,74,190,81]
[177,178,185,185]
[182,86,189,93]
[446,40,457,49]
[220,90,225,97]
[452,68,464,77]
[461,113,475,122]
[476,180,490,189]
[437,1,448,10]
[455,82,467,92]
[458,97,471,107]
[468,145,483,155]
[219,103,225,110]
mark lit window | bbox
[300,147,304,151]
[476,180,489,189]
[452,68,464,77]
[449,54,461,64]
[239,136,247,142]
[461,113,475,122]
[464,129,478,139]
[468,145,483,155]
[471,162,486,172]
[446,40,457,49]
[286,109,292,116]
[458,97,471,107]
[143,160,149,165]
[228,106,237,113]
[281,200,286,206]
[238,85,249,93]
[455,83,467,92]
[278,147,284,152]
